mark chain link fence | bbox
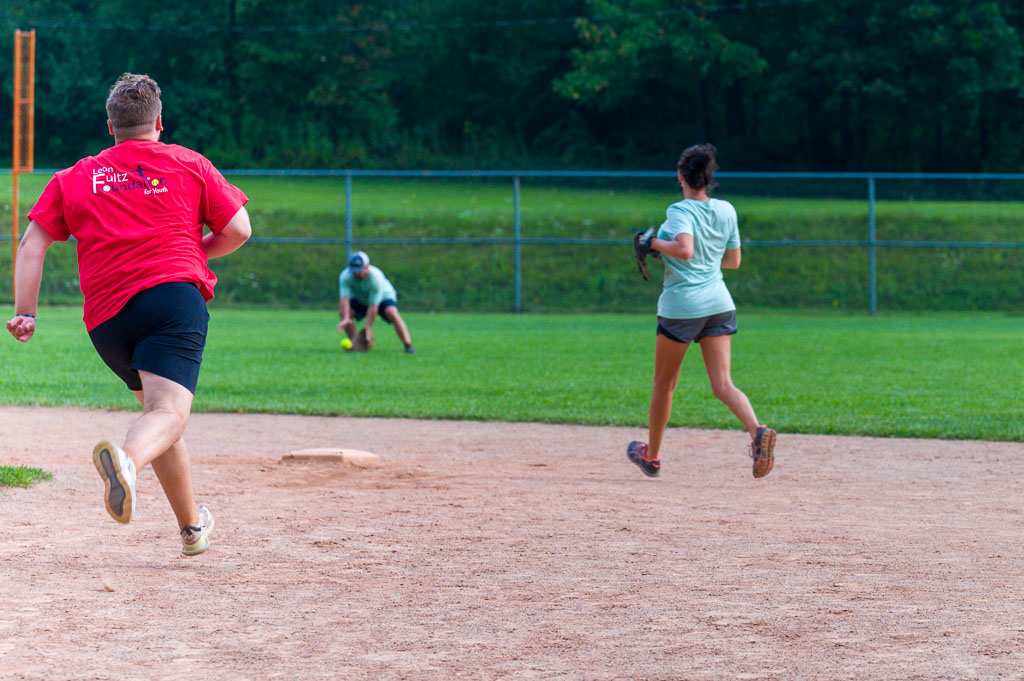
[4,170,1024,313]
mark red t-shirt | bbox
[28,140,249,331]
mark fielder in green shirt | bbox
[338,251,415,353]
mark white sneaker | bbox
[92,440,137,524]
[181,506,215,556]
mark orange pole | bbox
[11,29,35,301]
[12,30,22,300]
[26,30,35,172]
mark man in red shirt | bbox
[6,73,251,556]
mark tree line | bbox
[2,0,1023,171]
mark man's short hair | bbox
[105,73,162,131]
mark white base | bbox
[283,448,380,466]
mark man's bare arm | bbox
[6,221,55,342]
[203,206,252,259]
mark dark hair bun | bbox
[677,144,718,191]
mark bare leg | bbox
[384,306,412,346]
[699,335,759,437]
[125,371,193,468]
[150,439,199,529]
[648,333,689,460]
[126,371,199,528]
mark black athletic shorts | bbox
[88,282,209,393]
[351,298,397,325]
[657,310,738,344]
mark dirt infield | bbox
[2,406,1023,681]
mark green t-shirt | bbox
[338,265,398,306]
[656,198,741,320]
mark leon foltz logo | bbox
[91,165,168,195]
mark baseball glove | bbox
[634,227,659,281]
[351,328,374,352]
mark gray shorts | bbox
[657,310,737,344]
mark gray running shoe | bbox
[626,440,660,477]
[181,506,215,556]
[93,440,137,524]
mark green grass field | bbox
[1,174,1021,446]
[1,307,1021,442]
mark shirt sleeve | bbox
[339,272,353,298]
[725,204,741,249]
[199,156,249,233]
[27,173,72,241]
[659,204,693,241]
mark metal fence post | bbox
[868,176,877,315]
[514,175,522,312]
[345,171,353,257]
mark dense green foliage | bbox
[3,173,1021,312]
[0,465,52,488]
[3,1,1024,170]
[1,308,1021,441]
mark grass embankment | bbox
[2,308,1021,442]
[2,174,1022,312]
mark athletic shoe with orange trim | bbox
[750,426,776,478]
[626,441,660,477]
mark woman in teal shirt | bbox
[627,144,776,479]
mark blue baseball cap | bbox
[348,251,369,271]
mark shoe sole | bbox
[753,429,776,479]
[182,513,215,556]
[93,440,134,524]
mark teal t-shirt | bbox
[656,198,741,319]
[338,265,398,306]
